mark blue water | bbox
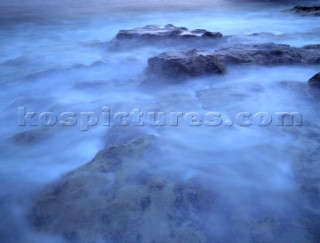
[0,1,319,242]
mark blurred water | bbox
[0,0,320,242]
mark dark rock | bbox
[104,126,149,146]
[308,72,320,89]
[11,129,50,146]
[110,24,223,49]
[73,80,110,90]
[214,43,307,65]
[288,6,320,16]
[304,44,320,50]
[116,24,222,41]
[29,132,309,242]
[201,31,223,38]
[145,43,320,81]
[29,135,215,243]
[146,51,225,81]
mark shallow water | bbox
[0,0,320,242]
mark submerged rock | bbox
[104,126,151,146]
[145,43,320,81]
[29,135,217,243]
[308,72,320,89]
[214,43,315,65]
[11,129,50,146]
[303,44,320,50]
[29,134,312,242]
[109,24,223,49]
[288,6,320,16]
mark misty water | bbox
[0,0,320,242]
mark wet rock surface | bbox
[303,44,320,50]
[145,43,320,81]
[11,129,51,146]
[104,126,151,146]
[308,72,320,89]
[288,123,320,243]
[116,24,223,41]
[288,6,320,16]
[214,43,320,65]
[29,133,308,243]
[29,135,218,243]
[146,51,226,81]
[109,24,224,49]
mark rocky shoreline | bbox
[29,9,320,241]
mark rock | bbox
[146,50,226,81]
[308,72,320,89]
[104,126,150,146]
[11,129,50,146]
[145,43,320,81]
[109,24,223,49]
[29,133,310,242]
[288,6,320,16]
[116,24,223,40]
[73,80,110,90]
[304,44,320,50]
[29,135,217,243]
[214,43,307,65]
